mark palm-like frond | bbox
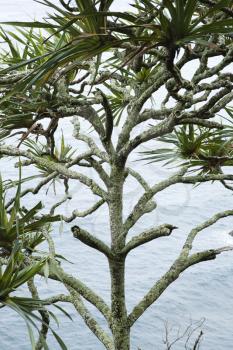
[24,135,76,163]
[140,124,233,174]
[133,0,233,45]
[0,246,44,299]
[0,174,59,253]
[0,0,124,91]
[97,81,129,125]
[0,245,69,350]
[0,0,232,97]
[21,137,75,193]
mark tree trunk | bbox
[108,163,130,350]
[110,258,130,350]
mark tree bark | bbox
[108,163,130,350]
[110,258,130,350]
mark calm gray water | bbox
[0,1,233,349]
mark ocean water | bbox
[0,2,233,350]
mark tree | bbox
[0,0,233,349]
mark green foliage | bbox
[0,0,121,92]
[0,172,60,253]
[22,136,75,193]
[0,245,68,350]
[140,109,233,174]
[0,173,68,349]
[98,82,129,125]
[0,246,44,300]
[0,0,233,94]
[0,245,46,350]
[136,0,233,46]
[24,133,76,163]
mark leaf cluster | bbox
[0,245,69,350]
[140,108,233,175]
[0,0,233,93]
[0,172,59,254]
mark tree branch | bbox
[27,278,50,350]
[121,224,177,255]
[40,261,112,324]
[128,207,233,326]
[119,113,177,158]
[67,286,114,350]
[123,166,188,235]
[128,246,232,327]
[0,145,107,199]
[43,294,71,304]
[126,168,151,191]
[198,0,233,17]
[59,104,105,139]
[71,226,113,258]
[181,209,233,258]
[6,172,58,208]
[181,173,233,185]
[61,199,105,223]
